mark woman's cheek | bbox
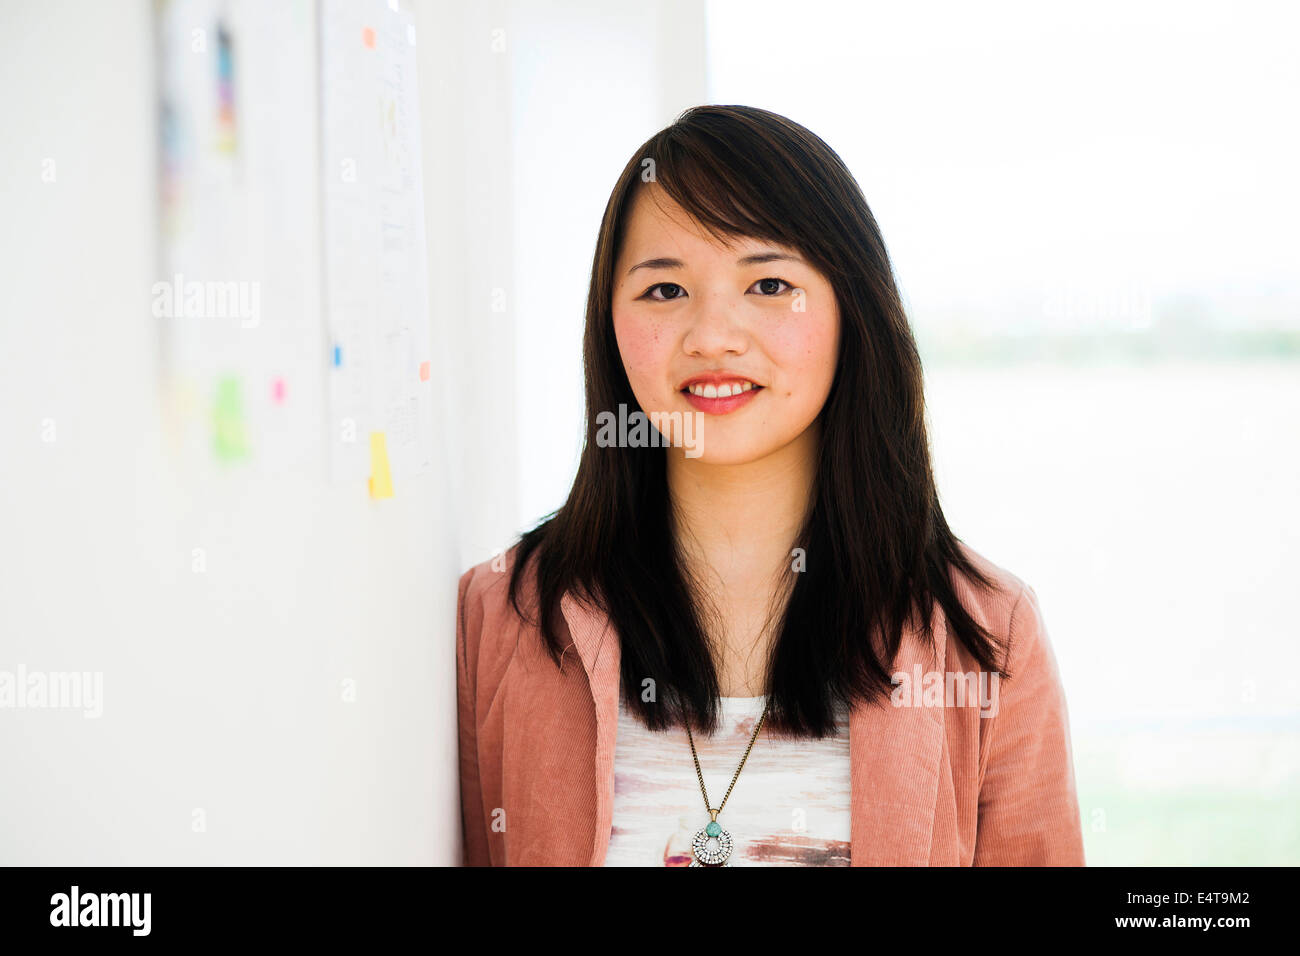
[763,304,838,390]
[614,312,673,405]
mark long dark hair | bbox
[508,104,1007,738]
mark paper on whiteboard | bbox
[157,0,322,476]
[320,0,434,490]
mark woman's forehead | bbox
[619,186,797,263]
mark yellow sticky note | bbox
[368,431,394,499]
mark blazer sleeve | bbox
[456,565,492,866]
[972,582,1086,866]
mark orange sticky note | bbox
[362,26,376,49]
[368,431,394,499]
[419,360,430,381]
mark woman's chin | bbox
[671,437,780,467]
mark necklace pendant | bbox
[690,819,734,866]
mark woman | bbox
[456,105,1084,867]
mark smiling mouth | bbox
[678,380,764,415]
[681,382,762,399]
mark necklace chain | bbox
[686,698,770,817]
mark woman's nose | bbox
[681,291,748,357]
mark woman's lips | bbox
[681,384,763,415]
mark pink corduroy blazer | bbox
[455,542,1086,866]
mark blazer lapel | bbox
[849,604,949,865]
[559,590,622,866]
[561,588,950,867]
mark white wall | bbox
[420,0,521,569]
[0,0,516,865]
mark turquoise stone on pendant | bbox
[692,819,734,865]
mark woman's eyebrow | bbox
[737,251,804,266]
[626,250,803,275]
[627,256,684,275]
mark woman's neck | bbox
[667,426,818,559]
[666,423,819,692]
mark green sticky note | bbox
[213,375,250,462]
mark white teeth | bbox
[687,381,757,397]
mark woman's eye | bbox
[749,277,790,296]
[643,282,686,301]
[641,279,790,300]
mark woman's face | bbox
[612,185,840,466]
